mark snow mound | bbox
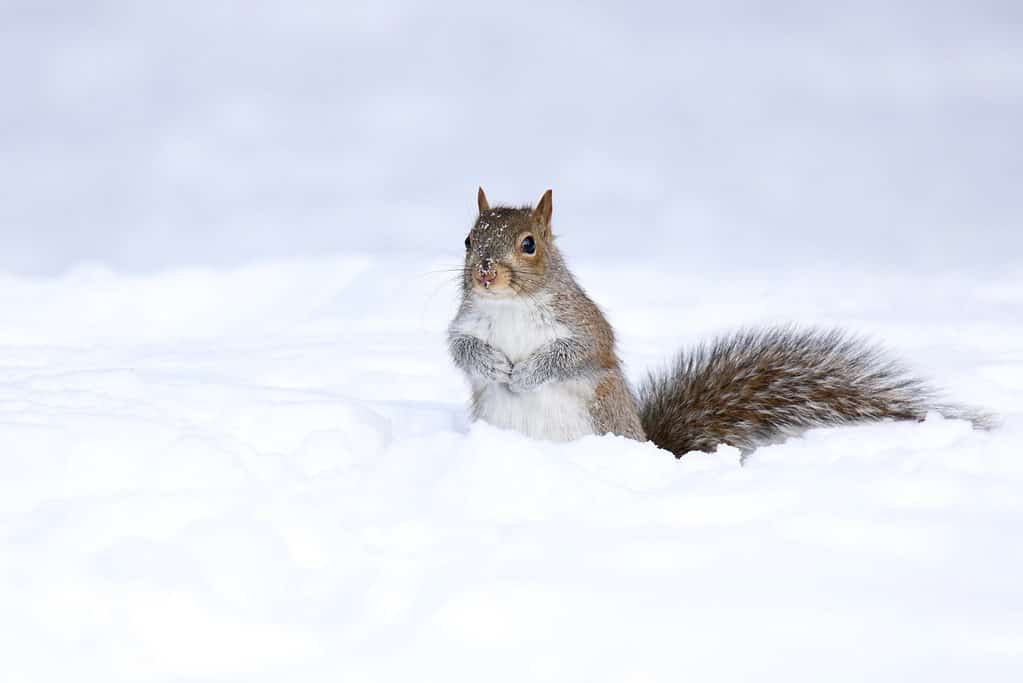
[2,258,1021,682]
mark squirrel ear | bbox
[532,189,553,228]
[477,187,490,213]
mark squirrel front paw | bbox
[480,347,513,383]
[509,361,543,393]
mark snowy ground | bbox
[2,255,1021,681]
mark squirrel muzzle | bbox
[474,260,499,289]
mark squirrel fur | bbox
[447,188,992,457]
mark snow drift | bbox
[1,256,1020,681]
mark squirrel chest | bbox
[459,295,565,363]
[457,296,597,441]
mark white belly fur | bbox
[455,294,597,441]
[474,377,596,441]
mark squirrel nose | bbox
[475,260,498,287]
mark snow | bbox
[2,256,1021,681]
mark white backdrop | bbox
[2,0,1020,275]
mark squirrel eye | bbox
[521,235,536,254]
[464,235,471,250]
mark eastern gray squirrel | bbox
[448,188,992,456]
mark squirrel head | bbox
[462,187,556,298]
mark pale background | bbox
[3,0,1021,275]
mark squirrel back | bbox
[448,188,993,457]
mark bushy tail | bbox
[637,327,994,457]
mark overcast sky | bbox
[2,1,1020,275]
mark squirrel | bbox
[447,187,993,457]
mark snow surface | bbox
[2,256,1021,681]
